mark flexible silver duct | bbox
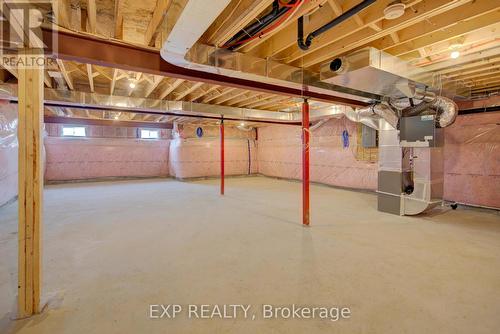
[396,96,458,128]
[310,117,339,131]
[345,102,399,130]
[432,97,459,128]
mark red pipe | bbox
[220,119,225,195]
[302,99,310,226]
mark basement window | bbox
[140,129,160,139]
[62,126,86,137]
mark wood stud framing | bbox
[17,65,44,318]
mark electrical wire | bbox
[223,0,304,49]
[279,0,296,7]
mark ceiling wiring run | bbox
[223,0,303,50]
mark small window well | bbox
[62,126,86,137]
[140,129,159,139]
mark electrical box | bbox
[399,115,436,147]
[361,124,377,148]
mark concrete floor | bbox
[0,176,499,334]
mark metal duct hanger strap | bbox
[297,0,377,51]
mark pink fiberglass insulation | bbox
[169,123,258,179]
[175,123,256,140]
[44,137,169,181]
[0,103,18,206]
[45,123,172,139]
[443,112,500,208]
[258,118,378,190]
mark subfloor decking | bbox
[0,176,499,333]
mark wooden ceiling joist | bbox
[250,0,407,59]
[144,75,164,98]
[189,85,220,102]
[421,46,500,72]
[110,68,118,95]
[145,0,173,46]
[288,0,469,67]
[225,92,258,106]
[56,59,74,90]
[377,2,500,55]
[239,0,329,52]
[159,78,185,100]
[8,0,500,122]
[202,87,237,103]
[86,64,94,92]
[55,0,71,29]
[212,90,248,105]
[86,0,97,34]
[387,17,500,60]
[174,82,204,101]
[114,0,124,39]
[208,0,274,47]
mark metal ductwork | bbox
[160,1,462,128]
[161,2,468,102]
[161,0,378,104]
[0,83,350,124]
[159,1,461,216]
[315,48,460,216]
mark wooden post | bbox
[17,64,44,318]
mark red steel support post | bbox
[302,99,310,226]
[220,118,225,195]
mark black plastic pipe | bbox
[225,1,280,48]
[225,0,297,50]
[298,0,377,51]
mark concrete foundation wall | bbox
[443,112,500,208]
[258,114,500,208]
[44,137,170,181]
[169,123,258,179]
[258,118,378,190]
[44,124,170,181]
[2,108,499,209]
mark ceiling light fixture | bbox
[383,2,405,20]
[450,50,460,59]
[129,81,136,89]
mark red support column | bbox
[220,118,225,195]
[302,99,310,226]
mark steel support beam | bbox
[302,99,310,226]
[42,28,367,107]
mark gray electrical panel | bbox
[400,115,436,146]
[361,124,377,148]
